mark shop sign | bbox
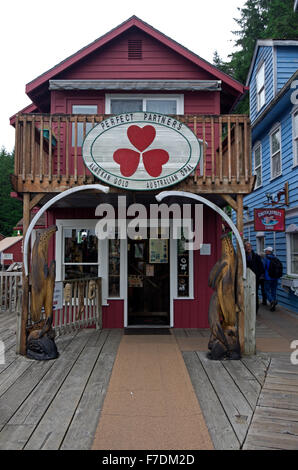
[82,112,202,191]
[254,208,285,232]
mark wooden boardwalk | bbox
[0,312,122,450]
[0,309,297,450]
[177,328,270,450]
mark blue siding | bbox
[276,46,298,91]
[250,46,274,124]
[245,42,298,314]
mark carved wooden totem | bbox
[29,225,57,340]
[207,234,241,360]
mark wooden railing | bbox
[0,271,22,313]
[13,113,252,194]
[26,277,102,336]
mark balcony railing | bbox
[13,113,252,194]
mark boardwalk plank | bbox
[241,354,270,385]
[0,331,98,450]
[0,331,79,430]
[222,360,261,409]
[197,352,253,445]
[61,331,122,449]
[24,339,107,450]
[183,351,240,450]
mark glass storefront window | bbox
[63,228,99,279]
[108,239,121,297]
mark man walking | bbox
[263,247,279,311]
[245,242,264,313]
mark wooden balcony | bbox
[12,113,253,195]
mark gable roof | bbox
[0,236,23,252]
[246,39,298,86]
[26,16,246,101]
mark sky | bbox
[0,0,246,152]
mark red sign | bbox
[254,208,285,232]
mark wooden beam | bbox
[20,193,30,356]
[29,193,44,211]
[221,194,237,211]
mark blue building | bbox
[244,39,298,313]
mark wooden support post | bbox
[19,193,30,355]
[236,194,245,354]
[244,268,256,355]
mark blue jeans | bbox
[264,279,278,303]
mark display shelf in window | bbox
[108,239,121,297]
[177,234,189,297]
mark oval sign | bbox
[82,112,201,191]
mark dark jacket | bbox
[246,251,264,280]
[263,254,276,281]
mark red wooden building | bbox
[10,17,253,350]
[0,236,23,268]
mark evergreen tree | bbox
[0,148,22,237]
[213,0,298,113]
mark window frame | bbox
[253,142,262,189]
[270,123,282,180]
[256,62,266,112]
[292,107,298,167]
[286,231,298,278]
[105,93,184,115]
[71,103,98,147]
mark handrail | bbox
[14,113,252,192]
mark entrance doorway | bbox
[127,237,170,326]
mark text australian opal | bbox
[82,112,202,190]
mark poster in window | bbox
[149,239,168,264]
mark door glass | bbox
[128,231,170,325]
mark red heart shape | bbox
[113,149,140,177]
[127,125,156,152]
[143,149,169,177]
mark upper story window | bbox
[270,124,282,179]
[256,63,265,112]
[72,105,98,146]
[293,109,298,166]
[288,233,298,275]
[253,143,262,189]
[105,94,184,115]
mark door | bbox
[127,237,170,326]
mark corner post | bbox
[236,194,245,353]
[19,193,30,355]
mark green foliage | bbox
[0,147,22,237]
[213,0,298,113]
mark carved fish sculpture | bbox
[208,235,240,360]
[30,225,57,338]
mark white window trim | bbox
[286,231,298,278]
[270,122,282,180]
[256,62,266,112]
[105,93,184,115]
[253,141,262,189]
[292,106,298,168]
[171,235,194,301]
